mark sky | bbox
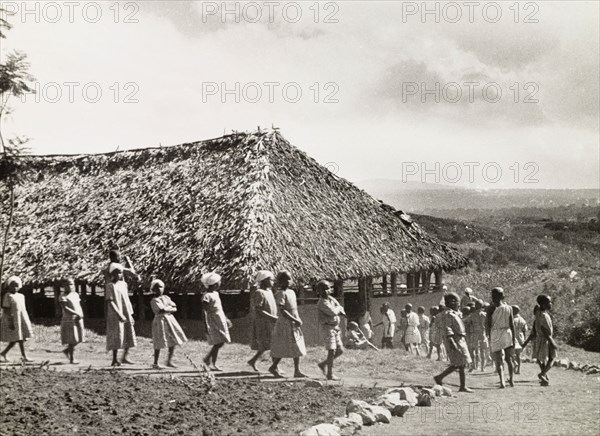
[1,0,599,189]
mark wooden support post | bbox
[79,281,87,317]
[333,280,344,306]
[413,273,420,295]
[358,277,368,313]
[434,269,443,291]
[421,271,431,292]
[136,286,145,321]
[296,281,304,306]
[381,275,388,291]
[23,286,33,317]
[365,276,373,311]
[406,273,414,292]
[182,291,189,320]
[37,286,44,318]
[53,283,61,318]
[390,273,398,293]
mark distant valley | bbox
[358,179,600,219]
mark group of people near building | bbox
[0,254,557,389]
[360,287,556,391]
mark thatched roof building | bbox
[1,129,467,290]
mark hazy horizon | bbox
[358,178,600,191]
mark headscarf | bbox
[6,276,22,288]
[254,270,274,286]
[465,287,473,295]
[201,272,221,288]
[109,263,124,274]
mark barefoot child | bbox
[512,305,528,375]
[269,271,307,378]
[248,271,278,372]
[316,280,346,380]
[462,306,475,371]
[486,287,516,388]
[433,292,473,393]
[471,299,489,371]
[523,305,540,362]
[432,305,449,361]
[105,263,137,366]
[150,279,187,369]
[200,272,230,371]
[398,309,409,351]
[524,295,556,386]
[0,276,33,362]
[374,303,396,349]
[427,306,443,360]
[417,306,430,355]
[404,304,422,356]
[60,278,85,364]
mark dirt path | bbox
[2,341,598,435]
[360,363,600,436]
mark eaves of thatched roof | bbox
[1,129,467,290]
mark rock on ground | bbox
[347,413,363,425]
[384,387,418,406]
[370,405,392,423]
[432,385,444,397]
[372,392,403,410]
[346,400,377,425]
[417,392,432,407]
[372,392,415,416]
[391,402,411,417]
[299,424,341,436]
[332,417,362,436]
[420,388,436,397]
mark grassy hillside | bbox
[412,207,600,352]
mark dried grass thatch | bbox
[0,130,467,289]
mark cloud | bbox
[141,1,327,40]
[1,1,597,189]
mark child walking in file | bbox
[316,280,346,380]
[433,293,473,393]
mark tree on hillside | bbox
[0,8,35,293]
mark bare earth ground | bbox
[1,324,599,435]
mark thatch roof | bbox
[1,129,467,289]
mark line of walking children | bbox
[0,263,557,388]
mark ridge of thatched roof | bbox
[1,129,467,289]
